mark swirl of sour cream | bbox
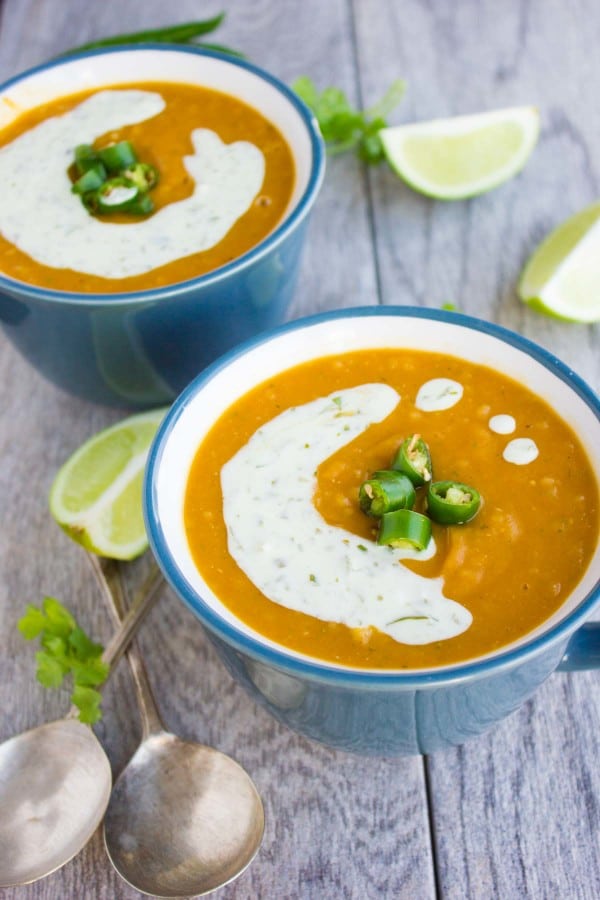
[221,384,472,646]
[0,90,265,279]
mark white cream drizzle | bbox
[489,414,516,434]
[221,384,472,646]
[503,437,539,465]
[0,90,266,279]
[415,378,463,411]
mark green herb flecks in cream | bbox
[0,90,265,279]
[221,384,472,646]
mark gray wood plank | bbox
[428,674,600,900]
[353,0,599,383]
[353,0,600,897]
[0,1,435,898]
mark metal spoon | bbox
[91,557,265,898]
[0,562,164,888]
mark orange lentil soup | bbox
[184,350,599,669]
[0,82,295,292]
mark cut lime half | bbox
[518,202,600,323]
[380,106,540,200]
[49,408,168,560]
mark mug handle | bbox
[557,624,600,671]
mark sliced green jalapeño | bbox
[74,143,100,175]
[359,470,416,517]
[99,140,138,172]
[426,480,481,524]
[123,162,159,192]
[70,141,157,218]
[71,163,107,195]
[95,177,140,212]
[392,434,432,486]
[377,509,432,550]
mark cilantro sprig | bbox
[18,597,108,724]
[292,76,406,163]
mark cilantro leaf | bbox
[365,80,407,120]
[19,596,108,722]
[71,685,103,725]
[40,634,70,669]
[43,596,77,636]
[18,604,48,639]
[35,650,66,688]
[292,75,323,112]
[71,656,110,687]
[69,626,104,660]
[292,76,406,164]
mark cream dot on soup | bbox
[415,378,463,411]
[489,414,516,434]
[503,437,539,465]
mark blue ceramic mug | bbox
[145,308,600,755]
[0,47,324,407]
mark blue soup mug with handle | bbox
[145,307,600,756]
[0,46,324,407]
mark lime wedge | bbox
[518,202,600,322]
[380,107,540,200]
[49,408,168,560]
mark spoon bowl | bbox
[104,732,264,897]
[0,719,111,887]
[95,558,265,897]
[0,562,163,888]
[0,555,264,894]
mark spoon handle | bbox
[87,554,166,738]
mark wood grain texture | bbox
[353,0,599,384]
[0,1,598,898]
[0,2,434,899]
[353,1,600,898]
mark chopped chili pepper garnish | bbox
[74,144,100,175]
[377,509,432,550]
[123,162,159,192]
[392,434,433,486]
[127,192,155,215]
[426,480,482,524]
[359,470,416,517]
[71,163,106,195]
[98,140,137,172]
[95,177,140,212]
[69,141,157,218]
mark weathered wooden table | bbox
[0,1,598,897]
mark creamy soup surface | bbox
[184,350,599,670]
[0,82,295,292]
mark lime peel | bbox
[49,408,168,561]
[380,106,540,200]
[518,202,600,323]
[54,452,147,527]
